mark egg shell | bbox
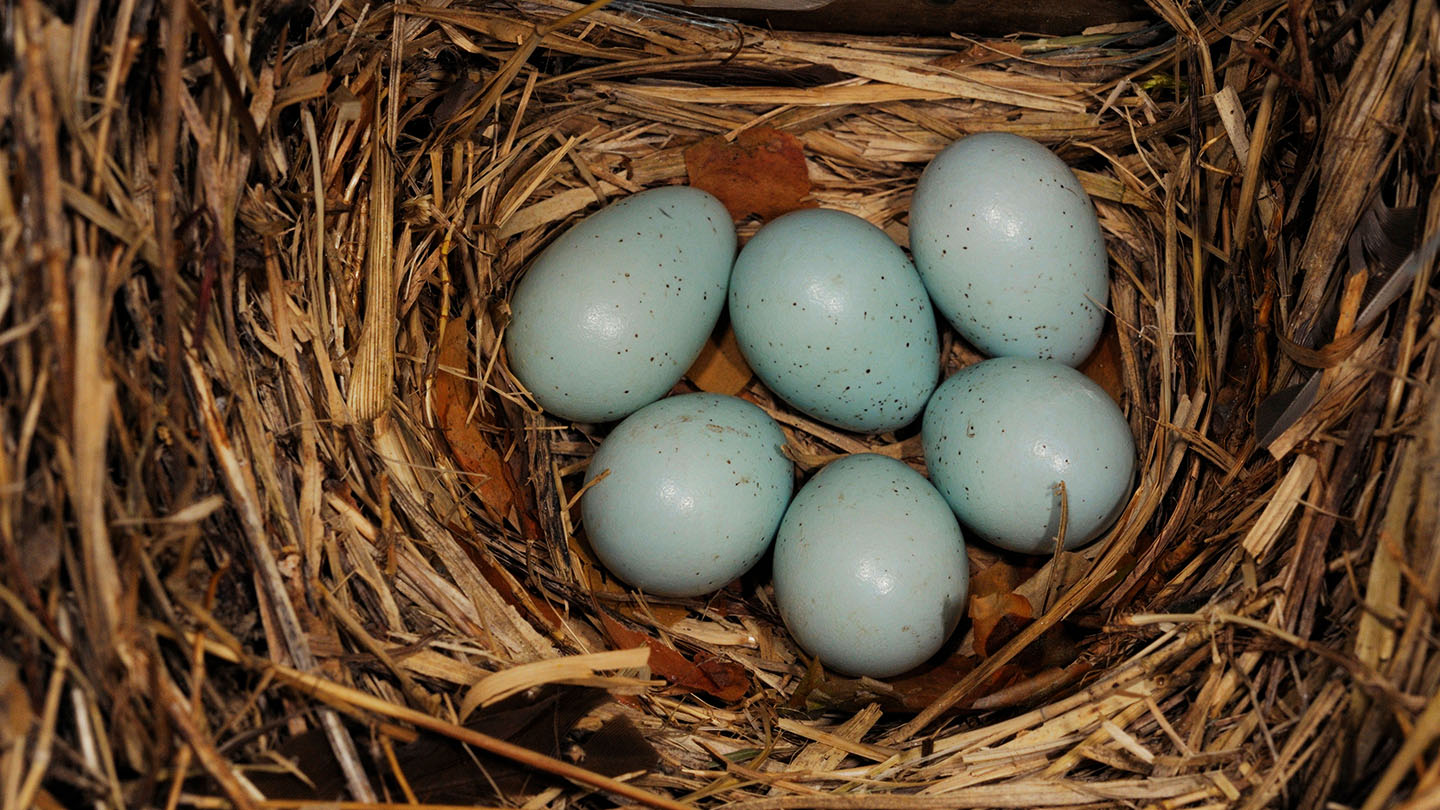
[505,187,736,423]
[581,393,793,597]
[728,209,940,434]
[909,132,1108,366]
[773,454,969,678]
[921,357,1135,554]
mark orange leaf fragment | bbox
[686,319,753,395]
[1078,319,1125,405]
[433,319,526,527]
[0,657,35,740]
[684,126,813,222]
[968,560,1036,657]
[599,614,750,702]
[584,568,689,628]
[971,591,1034,657]
[929,41,1024,70]
[969,557,1029,599]
[471,550,566,636]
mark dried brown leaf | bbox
[0,656,33,740]
[930,41,1025,69]
[433,319,525,526]
[684,126,813,221]
[972,591,1035,658]
[686,319,753,396]
[1079,320,1125,405]
[599,614,750,702]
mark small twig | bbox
[183,0,263,157]
[317,585,435,713]
[1040,481,1070,616]
[1361,685,1440,810]
[1309,0,1388,55]
[1119,611,1425,713]
[1232,74,1280,264]
[156,0,186,419]
[185,353,377,802]
[12,646,68,810]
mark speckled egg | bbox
[505,187,736,423]
[728,209,941,433]
[580,393,793,597]
[909,132,1108,366]
[772,454,969,678]
[922,358,1135,554]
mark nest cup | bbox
[4,0,1439,808]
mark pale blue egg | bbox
[773,454,969,678]
[728,209,940,434]
[506,187,736,423]
[910,133,1108,366]
[580,393,793,597]
[922,358,1135,554]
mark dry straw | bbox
[1,0,1437,808]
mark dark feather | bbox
[1358,203,1420,273]
[572,714,661,777]
[1304,200,1421,347]
[1259,203,1432,446]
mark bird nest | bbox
[2,0,1438,808]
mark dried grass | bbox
[2,0,1438,808]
